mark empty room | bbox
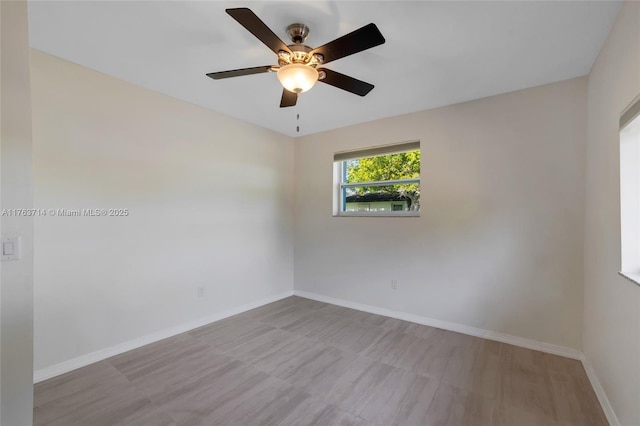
[1,1,639,425]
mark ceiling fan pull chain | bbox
[297,113,300,133]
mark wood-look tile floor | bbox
[34,296,607,426]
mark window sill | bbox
[618,271,640,287]
[334,211,420,218]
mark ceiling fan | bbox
[206,8,385,108]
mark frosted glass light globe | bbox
[277,64,319,93]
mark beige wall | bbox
[584,1,640,424]
[295,77,587,350]
[1,0,35,424]
[30,50,295,372]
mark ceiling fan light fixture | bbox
[277,63,318,93]
[208,8,385,107]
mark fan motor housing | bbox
[278,23,323,66]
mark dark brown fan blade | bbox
[317,68,374,96]
[206,66,273,80]
[311,23,385,65]
[226,8,291,55]
[280,89,298,107]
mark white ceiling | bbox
[27,1,621,137]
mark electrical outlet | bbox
[391,280,398,290]
[197,287,204,298]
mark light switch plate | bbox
[1,237,21,261]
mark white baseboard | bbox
[294,290,582,359]
[34,290,294,383]
[580,355,621,426]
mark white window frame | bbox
[333,141,420,217]
[619,94,640,286]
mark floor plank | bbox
[423,382,494,426]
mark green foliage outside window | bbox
[345,150,420,210]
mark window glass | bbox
[620,110,640,284]
[335,145,420,216]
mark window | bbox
[619,94,640,286]
[333,141,420,216]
